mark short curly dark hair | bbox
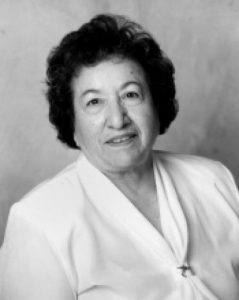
[46,14,178,149]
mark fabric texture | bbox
[1,151,239,300]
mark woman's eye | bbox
[125,92,139,99]
[84,98,104,114]
[87,98,100,106]
[122,91,142,105]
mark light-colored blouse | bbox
[1,151,239,300]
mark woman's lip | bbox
[105,133,137,144]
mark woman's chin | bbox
[103,151,150,174]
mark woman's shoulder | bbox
[23,161,81,200]
[153,150,237,184]
[10,159,87,233]
[2,162,84,294]
[154,150,239,196]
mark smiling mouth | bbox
[106,133,137,145]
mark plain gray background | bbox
[1,0,239,244]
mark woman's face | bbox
[72,57,159,174]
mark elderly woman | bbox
[1,14,239,300]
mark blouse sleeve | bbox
[215,161,239,214]
[0,204,76,300]
[221,163,239,199]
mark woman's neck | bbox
[105,155,155,195]
[106,155,161,231]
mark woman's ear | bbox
[74,133,80,148]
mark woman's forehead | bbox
[72,57,148,95]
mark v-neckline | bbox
[75,152,223,299]
[76,151,188,267]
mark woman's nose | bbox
[106,101,130,129]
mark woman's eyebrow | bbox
[80,81,142,98]
[120,81,141,90]
[80,89,101,97]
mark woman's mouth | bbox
[106,133,137,145]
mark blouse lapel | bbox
[154,156,189,264]
[76,152,177,266]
